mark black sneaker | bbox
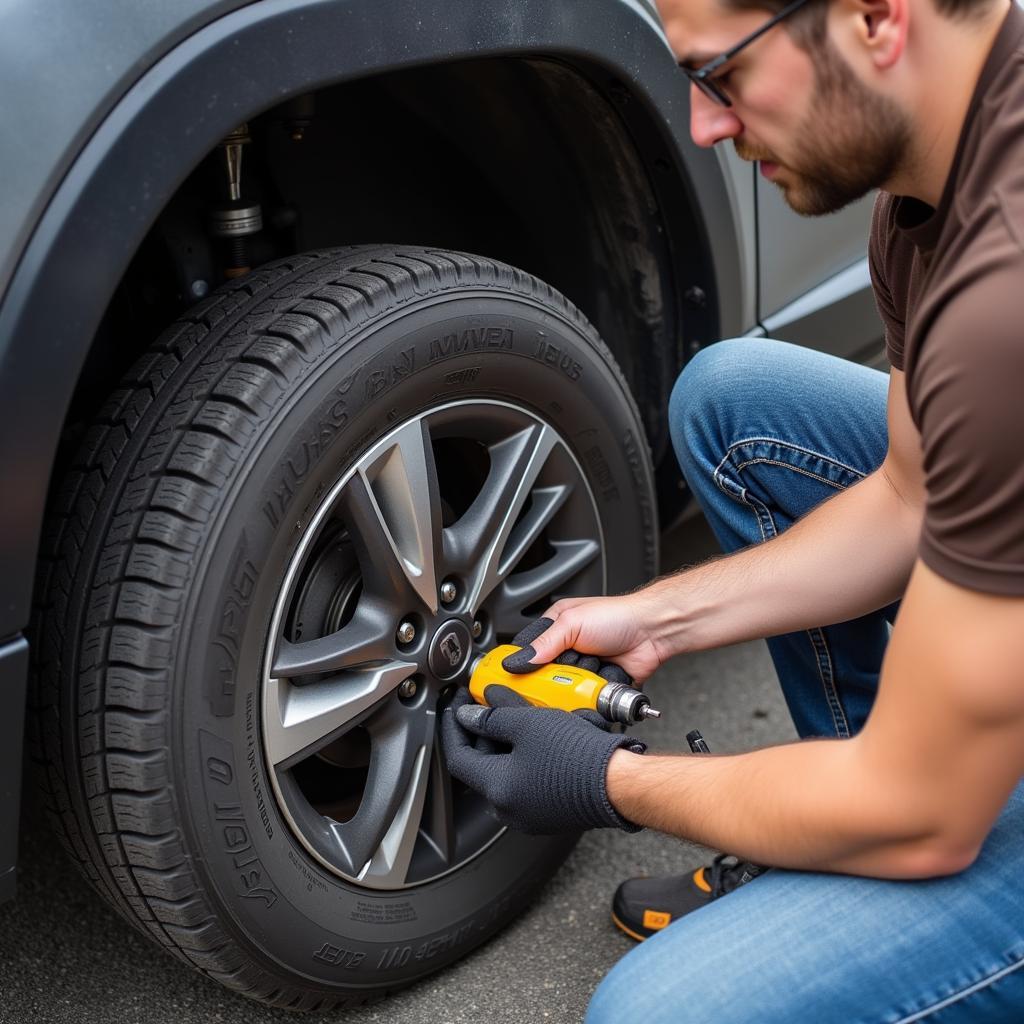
[611,855,766,941]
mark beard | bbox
[736,42,912,216]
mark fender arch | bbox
[0,0,743,633]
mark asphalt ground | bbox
[0,513,797,1024]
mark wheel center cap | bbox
[428,619,472,681]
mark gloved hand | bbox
[501,617,637,688]
[441,684,645,835]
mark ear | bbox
[832,0,909,71]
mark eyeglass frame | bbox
[679,0,816,108]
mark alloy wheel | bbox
[262,400,605,890]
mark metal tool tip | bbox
[643,707,662,719]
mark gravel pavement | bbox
[0,514,797,1024]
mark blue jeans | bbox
[586,339,1024,1023]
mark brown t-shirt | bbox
[869,1,1024,596]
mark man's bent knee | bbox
[668,338,749,436]
[667,337,758,490]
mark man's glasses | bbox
[679,0,815,108]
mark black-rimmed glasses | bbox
[680,0,815,107]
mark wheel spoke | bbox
[499,484,569,576]
[420,737,457,866]
[264,660,416,770]
[272,603,392,678]
[342,419,443,612]
[327,705,435,883]
[492,538,600,626]
[450,424,559,612]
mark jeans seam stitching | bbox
[806,627,849,738]
[731,458,848,490]
[713,446,740,487]
[746,491,774,544]
[889,952,1024,1024]
[723,437,869,479]
[712,462,772,542]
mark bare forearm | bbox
[645,467,921,655]
[606,740,970,879]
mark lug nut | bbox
[472,620,482,638]
[440,581,457,604]
[399,678,418,699]
[397,621,416,644]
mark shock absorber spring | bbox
[208,123,263,278]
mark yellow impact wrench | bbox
[468,644,663,727]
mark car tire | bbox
[30,245,658,1009]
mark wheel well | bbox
[65,57,716,494]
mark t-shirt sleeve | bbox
[868,192,906,371]
[913,259,1024,595]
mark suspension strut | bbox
[208,123,263,279]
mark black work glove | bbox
[501,617,633,689]
[442,684,645,835]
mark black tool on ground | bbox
[686,729,711,754]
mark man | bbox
[442,0,1024,1017]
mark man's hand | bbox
[501,592,667,683]
[441,685,644,835]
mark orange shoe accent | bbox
[693,866,712,893]
[642,909,672,930]
[611,911,648,942]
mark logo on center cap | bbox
[429,619,472,680]
[439,632,463,667]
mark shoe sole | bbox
[610,910,650,943]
